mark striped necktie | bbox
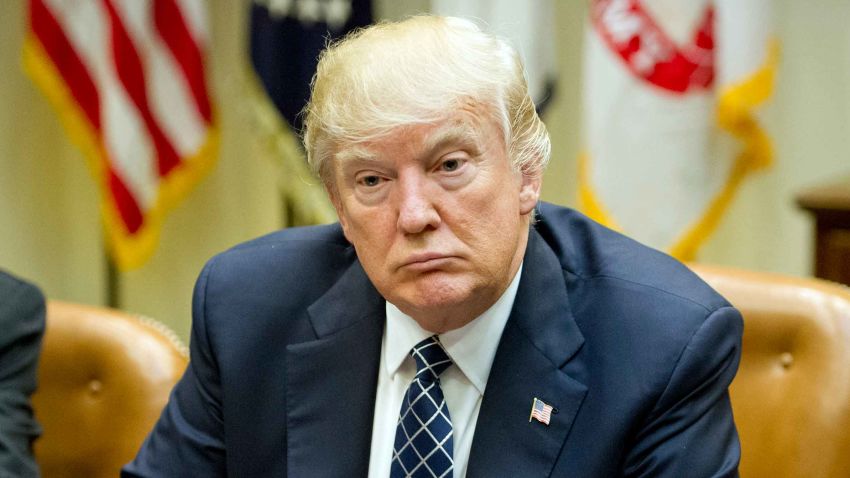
[390,335,454,478]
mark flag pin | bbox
[529,397,554,426]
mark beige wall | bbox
[1,0,847,342]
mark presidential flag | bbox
[431,0,558,113]
[248,0,372,226]
[578,0,776,260]
[24,0,217,270]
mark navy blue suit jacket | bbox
[124,203,742,477]
[0,271,45,478]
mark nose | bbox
[396,172,441,234]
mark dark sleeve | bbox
[0,272,46,478]
[122,260,227,477]
[623,306,744,478]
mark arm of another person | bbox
[0,272,45,478]
[122,261,227,477]
[623,306,744,478]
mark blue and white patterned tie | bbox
[391,336,454,478]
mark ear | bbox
[518,172,542,215]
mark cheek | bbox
[344,208,396,252]
[452,195,520,248]
[452,176,524,256]
[464,182,522,227]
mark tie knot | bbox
[410,336,452,382]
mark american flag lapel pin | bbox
[529,397,554,426]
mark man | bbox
[125,15,742,477]
[0,270,45,478]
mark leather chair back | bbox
[691,264,850,478]
[31,301,187,478]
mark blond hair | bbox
[302,15,550,188]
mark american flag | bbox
[24,0,217,270]
[530,397,553,426]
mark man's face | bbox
[330,104,540,333]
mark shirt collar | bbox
[384,264,523,395]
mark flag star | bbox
[296,0,322,25]
[266,0,294,19]
[325,0,352,32]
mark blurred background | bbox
[2,0,848,342]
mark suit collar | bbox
[306,258,385,338]
[468,228,588,477]
[286,260,385,477]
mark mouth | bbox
[400,253,458,272]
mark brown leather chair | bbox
[31,301,188,478]
[691,264,850,478]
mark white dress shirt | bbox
[367,265,522,478]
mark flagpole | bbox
[105,249,121,309]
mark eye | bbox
[360,175,382,187]
[439,158,463,172]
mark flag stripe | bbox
[174,0,209,44]
[109,169,144,233]
[103,0,181,176]
[30,0,101,131]
[110,0,208,159]
[154,0,212,122]
[45,0,159,212]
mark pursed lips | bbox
[398,252,459,272]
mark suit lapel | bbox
[468,230,588,477]
[285,260,385,477]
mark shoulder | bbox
[0,270,44,304]
[0,270,45,401]
[190,223,357,342]
[0,270,45,333]
[534,202,730,313]
[533,202,741,378]
[220,222,351,260]
[200,222,354,291]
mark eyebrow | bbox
[335,145,378,164]
[422,123,480,156]
[333,122,483,166]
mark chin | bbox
[393,275,482,317]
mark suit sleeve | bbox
[623,306,744,478]
[0,273,45,478]
[122,260,227,477]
